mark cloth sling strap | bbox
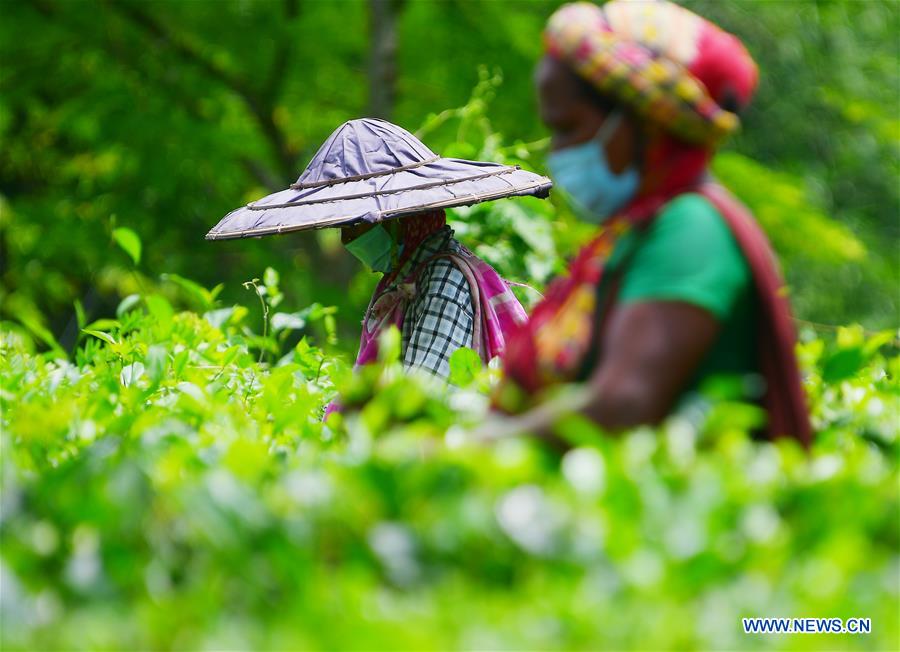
[695,183,812,446]
[575,237,642,384]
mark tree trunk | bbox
[368,0,398,119]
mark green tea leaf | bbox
[448,347,482,387]
[145,345,168,385]
[161,273,217,310]
[74,299,86,331]
[263,267,279,289]
[83,319,120,332]
[112,227,142,265]
[822,346,866,383]
[271,312,307,332]
[145,294,174,324]
[116,294,141,318]
[377,326,401,364]
[120,361,145,387]
[82,329,117,346]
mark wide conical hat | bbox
[206,118,552,240]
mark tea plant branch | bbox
[793,318,900,345]
[242,370,257,409]
[315,356,326,384]
[242,278,269,364]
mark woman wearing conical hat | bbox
[208,118,551,380]
[492,0,811,445]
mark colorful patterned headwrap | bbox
[544,0,759,147]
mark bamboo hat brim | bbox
[206,118,552,241]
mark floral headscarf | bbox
[544,0,758,148]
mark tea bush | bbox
[1,282,897,650]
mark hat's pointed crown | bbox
[294,118,438,187]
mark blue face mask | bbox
[344,224,401,273]
[547,111,640,224]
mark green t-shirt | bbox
[604,193,757,389]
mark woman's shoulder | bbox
[617,190,751,312]
[418,233,467,277]
[417,253,471,298]
[653,192,726,234]
[637,191,742,260]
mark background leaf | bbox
[112,227,142,266]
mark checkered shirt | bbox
[393,227,473,378]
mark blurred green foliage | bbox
[1,276,897,649]
[1,0,897,354]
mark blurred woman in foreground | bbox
[494,0,811,445]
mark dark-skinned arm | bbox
[472,300,719,445]
[580,300,719,430]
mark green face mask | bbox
[344,225,398,273]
